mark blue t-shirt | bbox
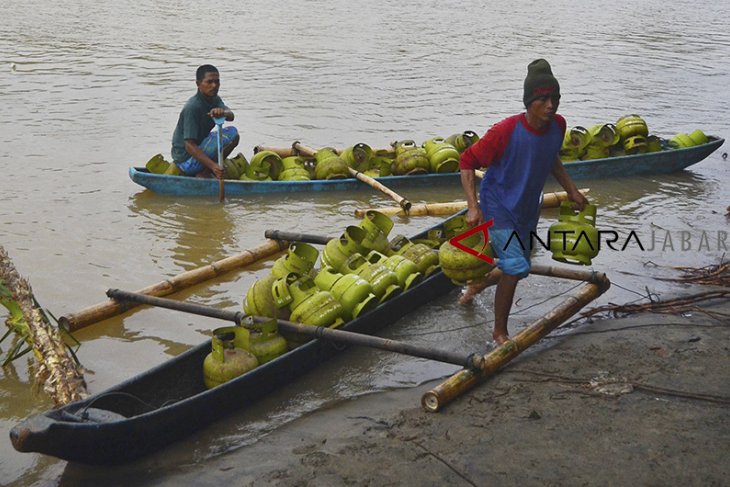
[171,92,227,163]
[461,113,565,238]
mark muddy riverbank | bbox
[60,292,730,486]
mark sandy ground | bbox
[136,292,729,487]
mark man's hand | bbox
[209,108,234,121]
[465,206,483,227]
[209,107,226,119]
[569,188,589,211]
[210,163,224,179]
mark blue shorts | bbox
[490,228,531,278]
[176,126,238,176]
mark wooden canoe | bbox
[9,222,459,465]
[128,137,724,196]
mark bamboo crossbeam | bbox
[354,189,590,218]
[106,289,483,370]
[421,270,610,412]
[58,239,289,332]
[528,264,606,283]
[254,145,296,158]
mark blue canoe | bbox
[129,137,724,197]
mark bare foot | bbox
[458,286,479,305]
[493,334,511,346]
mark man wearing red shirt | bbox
[459,59,588,346]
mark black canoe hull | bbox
[10,236,456,464]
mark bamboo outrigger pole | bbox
[354,189,591,218]
[421,266,610,412]
[264,230,332,245]
[58,239,289,332]
[296,142,412,212]
[254,144,412,211]
[106,289,484,370]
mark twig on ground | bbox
[506,369,730,405]
[577,290,729,321]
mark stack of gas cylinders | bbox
[560,114,709,162]
[146,130,480,180]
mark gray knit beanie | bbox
[523,59,560,107]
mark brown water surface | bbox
[1,0,729,483]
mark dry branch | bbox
[578,290,730,320]
[663,261,730,287]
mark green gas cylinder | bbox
[392,140,430,175]
[272,273,345,348]
[248,150,283,180]
[279,156,311,181]
[445,130,479,153]
[271,242,320,278]
[422,137,460,173]
[314,267,378,321]
[340,143,374,172]
[688,129,708,146]
[438,231,495,284]
[314,147,349,180]
[367,250,423,291]
[284,274,345,328]
[615,114,649,139]
[322,226,368,271]
[342,254,402,303]
[560,126,590,161]
[145,153,171,174]
[243,274,280,318]
[588,123,620,147]
[203,326,259,389]
[623,135,648,155]
[549,202,600,265]
[388,235,440,276]
[241,316,288,364]
[646,135,663,153]
[358,210,394,254]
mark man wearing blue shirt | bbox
[459,59,588,345]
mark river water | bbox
[1,0,729,484]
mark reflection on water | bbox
[1,0,729,483]
[128,191,238,269]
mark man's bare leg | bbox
[492,273,520,344]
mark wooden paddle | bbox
[213,116,226,202]
[106,288,483,370]
[292,142,412,212]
